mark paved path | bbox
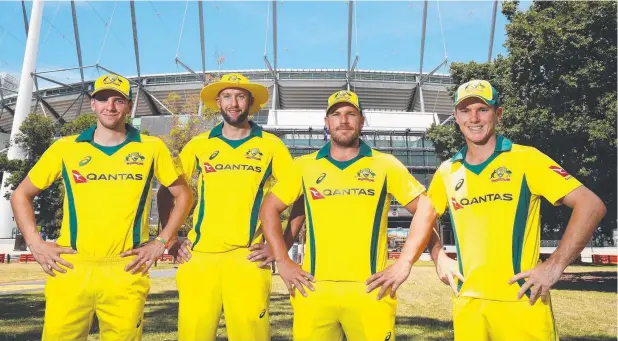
[0,268,178,296]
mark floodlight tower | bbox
[0,0,44,239]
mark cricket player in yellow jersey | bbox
[157,73,293,341]
[413,80,606,341]
[10,74,193,341]
[260,90,436,341]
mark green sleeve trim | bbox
[192,158,206,249]
[61,162,78,250]
[512,175,532,297]
[248,161,273,246]
[370,179,388,274]
[132,161,155,248]
[301,180,317,277]
[449,211,464,293]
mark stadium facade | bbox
[0,69,457,244]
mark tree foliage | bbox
[425,1,617,239]
[60,113,98,136]
[0,112,150,238]
[159,92,222,233]
[1,114,62,237]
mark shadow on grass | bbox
[142,291,295,341]
[2,290,614,341]
[0,293,45,341]
[142,290,180,335]
[554,271,617,293]
[561,337,618,341]
[395,315,453,341]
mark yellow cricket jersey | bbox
[28,124,182,257]
[179,121,293,253]
[428,136,582,301]
[271,141,426,282]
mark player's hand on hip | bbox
[365,259,412,299]
[277,257,315,298]
[29,240,76,276]
[121,239,166,274]
[168,238,192,264]
[248,243,274,268]
[509,260,564,305]
[434,251,464,296]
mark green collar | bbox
[316,140,373,160]
[75,124,141,143]
[208,120,263,139]
[451,135,512,162]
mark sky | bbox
[0,1,532,87]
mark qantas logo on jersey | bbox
[308,187,375,200]
[203,162,262,173]
[451,193,513,210]
[309,187,325,200]
[72,170,144,183]
[203,162,217,173]
[549,166,571,179]
[72,170,88,183]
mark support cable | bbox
[354,1,358,56]
[42,10,73,46]
[264,1,270,56]
[149,1,173,40]
[436,0,448,60]
[42,2,60,45]
[95,0,118,64]
[175,0,189,59]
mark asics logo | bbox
[455,179,464,191]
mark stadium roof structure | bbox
[0,68,455,134]
[0,0,504,135]
[0,0,503,239]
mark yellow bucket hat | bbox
[200,73,269,114]
[326,90,362,115]
[91,74,133,100]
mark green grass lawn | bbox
[0,263,615,341]
[0,262,178,285]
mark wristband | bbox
[155,236,167,246]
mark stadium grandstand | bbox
[0,0,479,245]
[0,68,456,242]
